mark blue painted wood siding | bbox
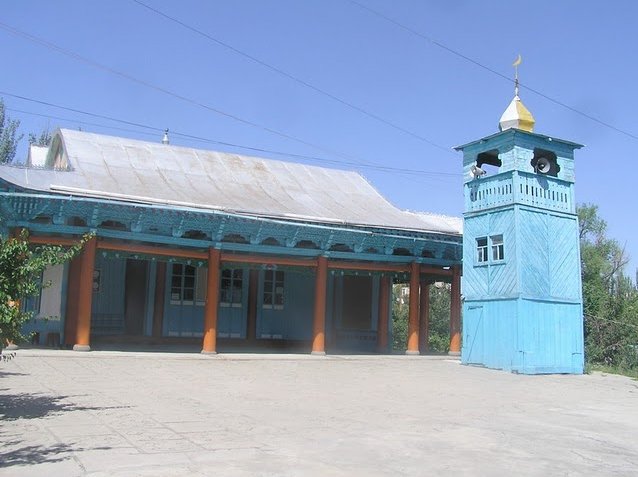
[256,270,314,340]
[163,265,249,338]
[465,171,574,214]
[91,255,126,334]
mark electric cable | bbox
[347,0,638,142]
[131,0,453,154]
[3,95,460,178]
[0,20,441,173]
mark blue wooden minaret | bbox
[455,69,584,374]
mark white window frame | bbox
[491,234,505,262]
[476,237,488,264]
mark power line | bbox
[0,20,429,173]
[3,92,459,179]
[131,0,453,154]
[348,0,638,142]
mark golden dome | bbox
[499,94,535,132]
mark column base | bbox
[201,350,217,355]
[405,350,420,356]
[311,351,326,356]
[73,344,91,352]
[448,351,461,357]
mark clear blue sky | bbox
[2,1,637,276]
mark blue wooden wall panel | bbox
[462,215,489,299]
[488,210,517,297]
[256,270,314,340]
[516,299,584,374]
[91,255,126,334]
[519,209,550,298]
[462,300,518,370]
[463,298,583,373]
[548,215,581,301]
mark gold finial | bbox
[499,53,535,132]
[513,54,522,96]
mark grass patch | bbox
[586,363,638,380]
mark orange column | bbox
[376,275,390,353]
[202,248,221,354]
[311,256,328,355]
[74,236,97,351]
[449,266,462,355]
[419,281,430,354]
[406,262,420,355]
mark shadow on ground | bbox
[0,440,75,468]
[0,391,128,469]
[0,392,128,420]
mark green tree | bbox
[0,99,23,164]
[579,204,638,370]
[0,230,88,349]
[28,128,52,147]
[392,282,451,353]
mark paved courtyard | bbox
[1,349,637,476]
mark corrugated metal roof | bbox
[0,129,462,235]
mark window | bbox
[476,237,488,264]
[195,267,207,305]
[220,268,243,307]
[170,264,197,305]
[491,235,504,261]
[22,273,43,315]
[263,270,284,310]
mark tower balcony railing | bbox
[465,171,574,214]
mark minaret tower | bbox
[455,57,584,374]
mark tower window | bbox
[476,237,488,264]
[491,235,504,261]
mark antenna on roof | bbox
[162,128,170,145]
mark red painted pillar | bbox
[406,262,420,355]
[377,275,390,353]
[74,236,97,351]
[419,281,431,354]
[311,256,328,355]
[202,248,221,354]
[449,266,462,355]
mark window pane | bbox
[232,284,242,302]
[476,237,488,263]
[184,289,194,301]
[491,235,504,261]
[196,267,207,302]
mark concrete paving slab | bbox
[1,349,638,476]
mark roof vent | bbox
[162,129,170,145]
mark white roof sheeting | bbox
[0,129,462,235]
